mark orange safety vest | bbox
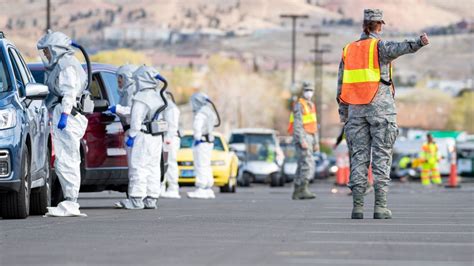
[288,98,317,135]
[339,38,393,105]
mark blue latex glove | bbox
[108,106,117,114]
[193,139,203,147]
[126,136,135,148]
[57,113,68,130]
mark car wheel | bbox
[239,172,251,187]
[279,174,286,187]
[30,148,52,215]
[220,174,237,193]
[0,147,31,219]
[270,173,281,187]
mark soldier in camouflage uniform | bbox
[289,82,320,200]
[336,9,429,219]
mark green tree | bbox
[446,91,474,133]
[90,49,151,66]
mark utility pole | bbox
[46,0,51,32]
[280,14,308,89]
[305,32,329,138]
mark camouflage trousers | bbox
[294,134,316,186]
[345,115,398,195]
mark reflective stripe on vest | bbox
[288,98,317,134]
[339,39,381,105]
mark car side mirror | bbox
[25,83,49,100]
[93,99,109,112]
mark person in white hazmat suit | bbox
[115,66,166,209]
[187,92,218,199]
[107,64,138,165]
[37,30,88,217]
[160,92,181,199]
[108,64,138,128]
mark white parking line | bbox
[308,231,474,234]
[305,240,474,247]
[311,222,474,226]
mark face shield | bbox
[117,64,138,91]
[39,47,52,67]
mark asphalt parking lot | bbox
[1,179,473,266]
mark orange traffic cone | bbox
[343,154,350,185]
[335,155,346,186]
[368,165,374,185]
[446,161,461,188]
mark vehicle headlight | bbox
[330,165,338,173]
[0,109,16,130]
[211,160,226,166]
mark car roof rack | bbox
[0,31,4,39]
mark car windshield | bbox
[0,55,11,92]
[280,143,297,162]
[229,133,245,144]
[180,135,225,151]
[246,134,276,162]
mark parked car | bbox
[0,32,51,219]
[29,62,169,202]
[313,152,331,179]
[177,131,238,193]
[457,141,474,177]
[391,139,423,179]
[278,136,296,183]
[229,128,284,187]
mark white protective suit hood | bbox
[133,65,161,92]
[37,30,75,70]
[117,64,138,107]
[191,92,209,113]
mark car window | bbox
[13,49,34,83]
[89,73,104,100]
[246,134,276,162]
[100,72,120,104]
[180,135,225,151]
[8,50,26,95]
[9,48,29,86]
[0,54,10,92]
[229,133,245,144]
[30,69,45,84]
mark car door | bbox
[7,47,46,179]
[83,71,127,168]
[99,71,127,167]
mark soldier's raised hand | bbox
[420,33,429,46]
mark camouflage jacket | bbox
[336,32,426,121]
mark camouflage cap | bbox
[363,9,385,24]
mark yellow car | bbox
[178,131,238,193]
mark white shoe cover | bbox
[161,189,181,199]
[44,201,87,217]
[206,189,216,199]
[187,188,210,199]
[114,198,144,209]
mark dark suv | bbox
[0,32,52,219]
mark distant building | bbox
[427,79,473,97]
